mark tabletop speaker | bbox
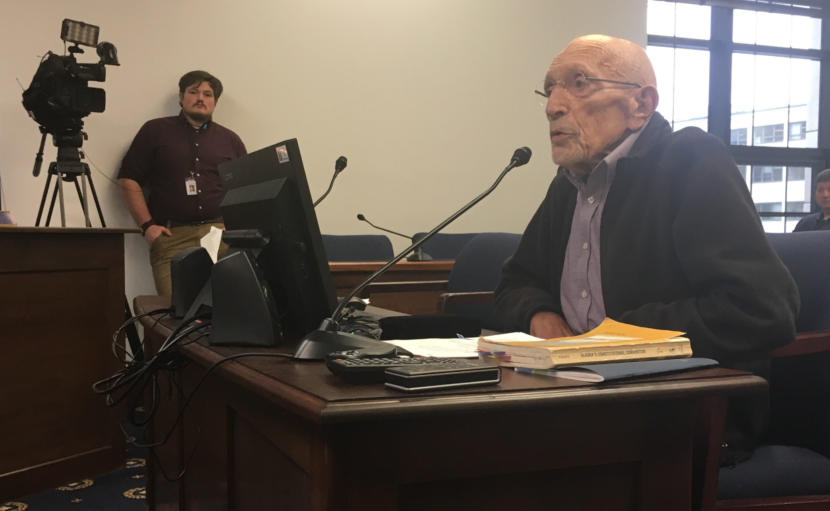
[170,247,213,318]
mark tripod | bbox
[34,130,106,227]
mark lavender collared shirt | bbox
[559,123,647,333]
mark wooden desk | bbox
[329,260,454,314]
[0,227,129,500]
[136,295,764,511]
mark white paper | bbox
[200,226,224,263]
[383,337,480,358]
[480,332,543,342]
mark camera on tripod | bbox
[22,19,119,227]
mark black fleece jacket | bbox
[495,112,799,368]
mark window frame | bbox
[647,1,830,226]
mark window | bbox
[647,1,711,39]
[731,128,747,145]
[733,8,821,50]
[752,166,783,183]
[732,53,820,149]
[788,166,806,181]
[648,0,827,232]
[753,124,784,145]
[789,121,806,141]
[756,202,783,212]
[739,164,815,232]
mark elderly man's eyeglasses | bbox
[534,73,641,100]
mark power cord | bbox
[95,309,296,482]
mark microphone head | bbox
[335,156,348,173]
[356,213,366,221]
[511,147,532,166]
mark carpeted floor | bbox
[1,437,146,511]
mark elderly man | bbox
[118,70,246,296]
[495,35,798,459]
[794,168,830,231]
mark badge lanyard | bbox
[185,126,201,196]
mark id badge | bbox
[185,177,198,196]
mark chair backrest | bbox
[711,231,830,510]
[321,234,394,262]
[443,232,522,330]
[412,232,479,260]
[447,232,522,293]
[767,231,830,332]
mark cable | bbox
[110,307,171,362]
[337,308,382,339]
[136,350,293,482]
[82,150,120,186]
[96,307,295,482]
[94,315,209,414]
[138,351,293,450]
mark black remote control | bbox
[325,349,466,384]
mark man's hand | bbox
[144,224,172,245]
[529,311,574,339]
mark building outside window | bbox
[753,124,785,145]
[647,0,827,232]
[752,165,783,183]
[731,128,747,145]
[789,121,807,141]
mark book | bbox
[513,357,718,383]
[477,318,691,369]
[383,337,480,358]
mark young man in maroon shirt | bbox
[118,70,246,296]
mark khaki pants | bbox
[149,222,226,296]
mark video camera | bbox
[23,19,119,227]
[22,19,119,141]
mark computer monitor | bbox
[216,138,337,342]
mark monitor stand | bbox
[292,330,390,360]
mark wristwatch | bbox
[140,219,155,235]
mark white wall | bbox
[0,0,645,301]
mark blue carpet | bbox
[1,436,146,511]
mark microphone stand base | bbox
[405,247,432,262]
[292,329,385,360]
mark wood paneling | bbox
[136,295,766,511]
[0,227,128,500]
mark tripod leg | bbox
[72,177,92,227]
[46,177,60,227]
[57,173,67,227]
[84,166,106,227]
[35,171,55,226]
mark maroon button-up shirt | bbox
[118,113,246,224]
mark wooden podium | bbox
[0,227,130,500]
[136,295,765,511]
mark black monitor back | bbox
[218,139,337,338]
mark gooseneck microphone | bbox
[357,213,430,261]
[293,146,532,359]
[313,155,348,207]
[335,155,348,173]
[356,213,410,240]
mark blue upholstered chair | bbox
[437,232,522,331]
[767,232,830,333]
[412,232,479,260]
[712,231,830,510]
[321,234,394,262]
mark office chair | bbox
[710,231,830,510]
[412,232,479,260]
[321,234,394,262]
[436,232,522,331]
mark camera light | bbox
[61,19,99,47]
